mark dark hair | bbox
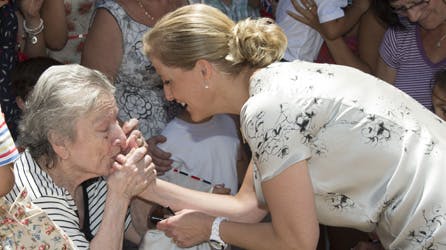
[372,0,404,29]
[11,57,62,100]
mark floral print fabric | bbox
[241,60,446,249]
[48,0,96,64]
[96,0,179,139]
[0,188,75,250]
[0,1,21,139]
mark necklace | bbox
[136,0,154,21]
[437,33,446,48]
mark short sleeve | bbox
[0,108,19,167]
[240,93,313,182]
[317,0,347,23]
[379,27,401,70]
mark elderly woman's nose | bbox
[111,124,127,148]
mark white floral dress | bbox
[241,61,446,249]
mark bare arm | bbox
[324,8,386,74]
[320,0,371,40]
[0,164,14,196]
[20,0,47,57]
[157,160,319,250]
[81,8,123,81]
[41,0,67,50]
[220,160,318,250]
[90,147,155,249]
[357,8,387,74]
[140,161,266,223]
[287,0,370,40]
[375,57,397,84]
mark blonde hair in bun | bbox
[144,4,287,75]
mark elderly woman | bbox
[5,64,156,249]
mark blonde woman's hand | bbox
[157,209,214,248]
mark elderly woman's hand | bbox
[157,209,214,248]
[109,146,156,200]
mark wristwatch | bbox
[209,216,228,250]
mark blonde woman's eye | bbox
[163,80,171,85]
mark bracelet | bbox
[23,18,45,45]
[23,18,44,33]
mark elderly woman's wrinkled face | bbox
[390,0,445,29]
[65,94,126,177]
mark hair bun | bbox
[226,18,287,68]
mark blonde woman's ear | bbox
[195,59,213,81]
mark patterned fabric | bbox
[241,61,446,249]
[0,188,75,250]
[0,1,21,139]
[0,107,19,166]
[5,151,132,249]
[190,0,259,21]
[48,0,96,64]
[379,20,446,111]
[95,0,179,139]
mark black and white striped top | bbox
[6,151,132,249]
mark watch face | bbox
[209,239,225,250]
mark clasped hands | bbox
[108,119,156,200]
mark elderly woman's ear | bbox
[48,131,70,160]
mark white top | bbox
[240,61,446,249]
[159,114,240,195]
[276,0,347,61]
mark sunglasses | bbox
[391,0,430,15]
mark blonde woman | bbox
[139,4,446,249]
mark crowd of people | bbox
[1,0,446,249]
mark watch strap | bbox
[209,216,228,249]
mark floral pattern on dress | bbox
[0,0,21,139]
[48,0,96,64]
[0,188,75,249]
[98,0,179,139]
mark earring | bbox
[204,79,209,89]
[205,85,209,89]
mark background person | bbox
[0,106,19,196]
[376,0,446,110]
